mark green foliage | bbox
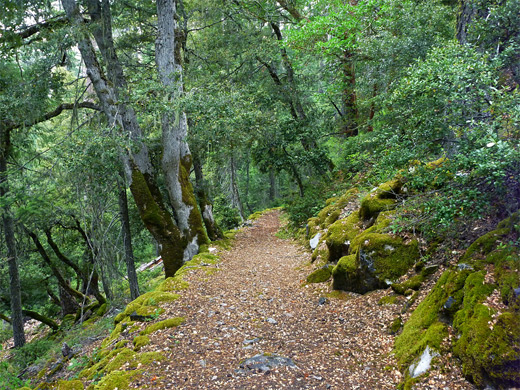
[284,186,327,227]
[0,361,30,389]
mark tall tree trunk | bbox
[269,168,276,202]
[0,125,25,348]
[342,49,358,136]
[155,0,209,260]
[230,154,246,221]
[456,0,487,45]
[193,152,223,240]
[118,178,140,300]
[61,0,194,277]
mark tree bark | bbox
[61,0,194,277]
[22,310,59,331]
[230,153,246,221]
[0,124,25,348]
[269,168,276,202]
[117,178,140,300]
[341,49,358,136]
[193,152,223,240]
[155,0,209,258]
[27,229,89,304]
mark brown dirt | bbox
[128,210,474,390]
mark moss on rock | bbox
[395,270,468,369]
[132,335,150,351]
[452,271,520,387]
[156,276,189,292]
[93,369,140,390]
[325,212,362,262]
[359,179,402,221]
[306,265,333,284]
[316,189,359,228]
[140,317,185,336]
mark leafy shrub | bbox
[11,338,55,370]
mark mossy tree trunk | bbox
[62,0,206,277]
[0,124,25,348]
[155,0,209,258]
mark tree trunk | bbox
[230,153,246,221]
[456,0,486,45]
[269,168,276,202]
[61,0,193,278]
[45,228,88,293]
[0,124,25,348]
[22,310,59,331]
[193,152,223,240]
[155,0,209,260]
[59,284,80,316]
[27,229,89,304]
[342,49,358,136]
[118,176,140,300]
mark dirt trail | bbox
[130,211,405,389]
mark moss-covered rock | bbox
[132,335,150,351]
[395,270,469,369]
[311,240,329,264]
[325,212,362,262]
[306,265,333,284]
[452,272,520,388]
[93,369,141,390]
[392,274,424,295]
[316,189,359,228]
[140,317,185,336]
[114,291,179,324]
[359,179,402,221]
[333,233,419,293]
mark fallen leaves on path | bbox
[128,211,473,389]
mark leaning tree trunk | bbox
[193,152,223,240]
[0,125,25,348]
[155,0,209,259]
[62,0,194,277]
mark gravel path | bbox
[129,211,472,389]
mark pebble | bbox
[267,317,277,324]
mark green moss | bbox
[96,303,108,317]
[325,212,362,262]
[359,179,402,221]
[355,233,420,282]
[316,189,358,228]
[452,271,519,387]
[392,275,424,295]
[132,335,150,351]
[311,241,329,263]
[140,317,185,336]
[461,228,510,263]
[60,314,76,330]
[306,217,320,239]
[94,369,140,390]
[331,255,359,291]
[394,270,468,368]
[114,291,179,325]
[389,317,403,335]
[55,380,84,390]
[378,295,399,305]
[306,265,333,283]
[156,276,189,292]
[115,340,130,349]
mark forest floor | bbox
[125,210,475,390]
